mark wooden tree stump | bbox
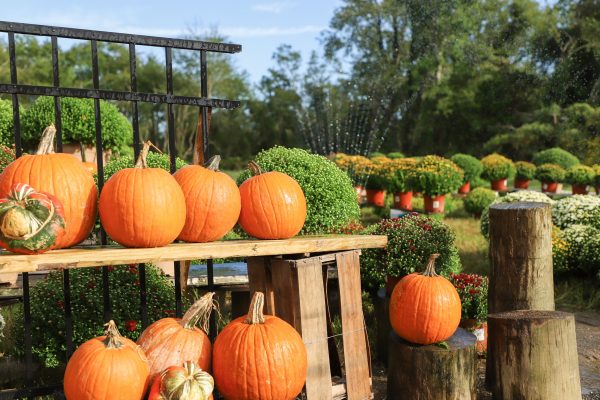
[387,328,477,400]
[486,310,581,400]
[488,202,554,313]
[373,288,391,366]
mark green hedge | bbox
[464,187,497,216]
[451,153,483,183]
[0,99,17,146]
[532,147,579,169]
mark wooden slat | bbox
[270,258,299,327]
[336,250,372,400]
[247,257,275,315]
[0,235,387,274]
[296,257,333,400]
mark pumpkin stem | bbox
[181,292,215,333]
[245,292,266,325]
[422,253,441,277]
[134,141,152,168]
[103,320,124,349]
[205,155,221,171]
[248,161,263,176]
[36,125,56,155]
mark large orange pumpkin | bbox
[99,141,185,247]
[148,362,214,400]
[0,125,98,248]
[213,292,308,400]
[138,292,214,379]
[389,253,462,345]
[63,320,150,400]
[238,162,306,239]
[174,155,240,243]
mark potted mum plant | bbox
[565,165,595,195]
[535,163,566,193]
[451,273,489,352]
[407,156,464,213]
[463,187,497,218]
[481,153,515,191]
[514,161,536,189]
[334,153,370,204]
[365,156,392,207]
[389,158,417,210]
[450,154,483,194]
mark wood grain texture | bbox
[247,257,275,315]
[486,310,581,400]
[387,328,478,400]
[488,202,554,313]
[0,235,387,274]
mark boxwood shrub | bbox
[238,146,360,234]
[101,152,188,183]
[0,99,18,146]
[450,153,483,183]
[532,147,579,169]
[463,187,497,217]
[565,165,595,186]
[535,163,566,183]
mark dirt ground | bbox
[371,310,600,400]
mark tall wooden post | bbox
[488,202,554,313]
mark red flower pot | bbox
[514,178,530,189]
[572,184,588,195]
[541,181,559,193]
[458,181,471,194]
[393,191,413,210]
[424,194,446,213]
[491,178,508,191]
[460,319,487,352]
[366,189,386,207]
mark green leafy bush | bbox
[101,151,188,183]
[480,153,515,181]
[10,264,177,368]
[388,158,417,193]
[0,99,17,146]
[565,165,595,185]
[360,215,462,292]
[238,146,360,234]
[532,147,579,169]
[450,154,483,183]
[515,161,536,180]
[463,187,497,216]
[407,155,464,196]
[552,195,600,229]
[387,152,405,159]
[535,163,566,183]
[21,96,132,153]
[450,273,488,323]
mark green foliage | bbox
[238,146,360,234]
[532,148,579,169]
[9,264,177,368]
[463,188,496,217]
[480,154,515,181]
[101,152,188,183]
[0,99,17,146]
[365,156,393,190]
[388,158,418,193]
[515,161,537,180]
[407,155,464,196]
[565,165,595,186]
[0,145,15,174]
[535,163,566,183]
[360,215,461,292]
[21,97,132,153]
[450,154,483,183]
[369,152,386,159]
[387,152,405,159]
[450,273,488,323]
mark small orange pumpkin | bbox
[137,292,214,379]
[99,141,186,247]
[238,161,306,239]
[389,253,462,345]
[213,292,308,400]
[63,320,150,400]
[148,362,214,400]
[174,155,240,243]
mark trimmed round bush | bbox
[21,96,132,153]
[450,153,483,183]
[481,153,515,181]
[101,152,188,183]
[387,152,405,159]
[480,190,554,238]
[0,99,17,146]
[552,195,600,230]
[407,155,464,196]
[238,146,360,234]
[565,165,595,186]
[532,147,579,169]
[464,187,497,216]
[535,163,566,183]
[515,161,536,180]
[361,215,462,292]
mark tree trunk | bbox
[387,328,477,399]
[486,310,581,400]
[488,202,554,313]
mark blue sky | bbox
[1,0,343,85]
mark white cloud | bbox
[252,1,294,14]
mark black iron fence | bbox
[0,20,241,399]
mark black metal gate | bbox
[0,20,241,399]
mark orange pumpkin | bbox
[0,125,98,248]
[174,155,240,242]
[238,162,306,239]
[213,292,308,400]
[389,254,462,345]
[148,362,214,400]
[63,320,150,400]
[138,292,214,379]
[99,141,185,247]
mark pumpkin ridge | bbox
[196,172,215,237]
[262,178,281,238]
[130,168,139,244]
[253,179,274,238]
